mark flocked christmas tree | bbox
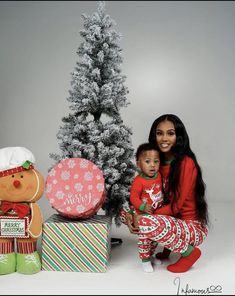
[50,1,136,224]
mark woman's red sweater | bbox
[155,156,198,221]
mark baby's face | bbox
[137,150,160,177]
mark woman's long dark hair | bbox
[148,114,208,226]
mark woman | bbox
[122,114,209,273]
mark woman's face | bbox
[156,120,177,156]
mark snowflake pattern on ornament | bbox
[61,171,70,181]
[97,183,104,192]
[49,168,56,177]
[67,159,76,168]
[74,183,83,192]
[45,158,105,218]
[46,184,52,193]
[76,205,86,213]
[84,171,93,181]
[80,159,89,168]
[56,191,65,199]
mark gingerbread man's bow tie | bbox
[1,201,30,218]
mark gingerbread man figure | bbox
[0,147,44,274]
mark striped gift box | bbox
[41,214,112,272]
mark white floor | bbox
[1,201,234,295]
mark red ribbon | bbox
[0,164,34,178]
[1,201,30,218]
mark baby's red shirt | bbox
[130,173,163,214]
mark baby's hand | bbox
[144,204,153,214]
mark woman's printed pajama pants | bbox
[119,209,208,260]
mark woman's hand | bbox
[144,204,153,214]
[126,212,139,234]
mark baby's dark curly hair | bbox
[135,142,159,161]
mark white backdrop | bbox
[1,1,234,220]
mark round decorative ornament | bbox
[45,158,105,219]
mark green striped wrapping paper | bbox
[41,214,112,272]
